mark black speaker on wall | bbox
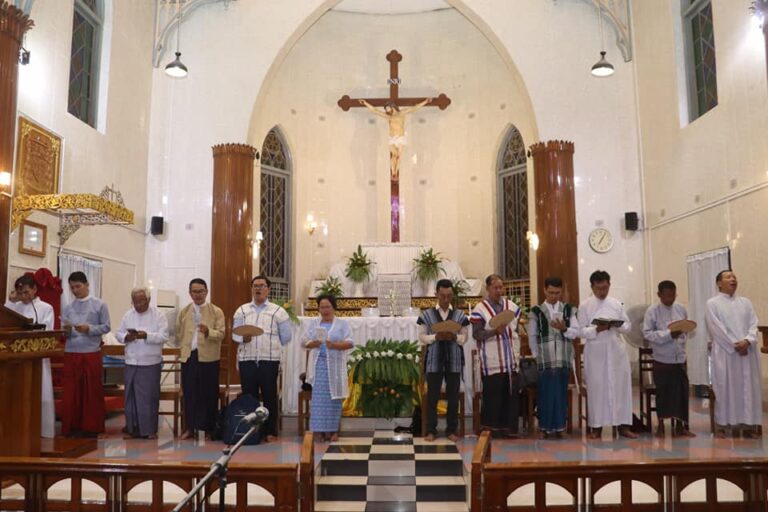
[150,216,164,236]
[624,211,639,231]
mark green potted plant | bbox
[450,278,470,309]
[345,245,374,296]
[315,276,344,299]
[412,248,445,296]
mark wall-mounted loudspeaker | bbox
[624,211,639,231]
[150,216,164,236]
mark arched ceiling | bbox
[331,0,451,15]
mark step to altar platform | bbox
[40,437,98,458]
[315,430,468,512]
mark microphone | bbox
[242,406,269,426]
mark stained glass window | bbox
[683,0,718,119]
[260,129,291,299]
[68,0,102,127]
[497,126,529,280]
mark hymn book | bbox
[431,320,462,334]
[667,319,696,333]
[232,325,264,337]
[591,318,624,328]
[489,310,517,329]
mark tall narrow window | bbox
[68,0,103,127]
[683,0,718,120]
[497,125,529,280]
[259,129,292,299]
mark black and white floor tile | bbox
[315,431,468,512]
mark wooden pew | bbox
[0,432,314,511]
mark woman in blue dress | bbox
[303,295,353,441]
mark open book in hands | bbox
[431,320,462,334]
[667,319,696,333]
[591,318,624,328]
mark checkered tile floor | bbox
[315,431,468,512]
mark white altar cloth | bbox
[281,315,478,415]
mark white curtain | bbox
[58,253,103,308]
[686,247,730,386]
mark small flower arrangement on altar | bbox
[274,296,301,325]
[348,339,421,419]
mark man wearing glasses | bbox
[232,275,292,441]
[176,278,225,440]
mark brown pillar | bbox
[530,140,579,305]
[211,143,257,385]
[0,4,33,298]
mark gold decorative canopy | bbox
[12,186,134,245]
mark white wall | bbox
[144,0,645,310]
[634,0,768,317]
[14,0,154,317]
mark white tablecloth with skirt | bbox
[281,316,479,415]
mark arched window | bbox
[497,125,529,280]
[68,0,103,127]
[259,128,292,299]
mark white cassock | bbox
[5,298,56,438]
[578,296,633,428]
[705,292,761,426]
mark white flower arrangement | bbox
[387,350,395,357]
[406,353,413,360]
[373,351,381,358]
[365,352,372,359]
[396,353,403,359]
[414,355,420,364]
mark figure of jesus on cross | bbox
[339,50,451,242]
[358,98,431,182]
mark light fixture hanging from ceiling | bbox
[164,2,188,78]
[591,2,615,78]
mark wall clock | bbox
[588,227,613,253]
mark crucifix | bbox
[339,50,451,243]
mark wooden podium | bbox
[0,305,63,456]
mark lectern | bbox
[0,305,62,456]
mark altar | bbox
[309,243,482,298]
[281,315,479,415]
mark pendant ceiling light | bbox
[164,3,188,78]
[591,3,614,78]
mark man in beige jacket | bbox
[176,278,225,439]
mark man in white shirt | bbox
[642,280,694,438]
[116,287,169,439]
[578,270,636,440]
[705,270,761,439]
[5,274,55,438]
[417,279,470,442]
[232,275,292,442]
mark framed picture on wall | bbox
[19,220,46,257]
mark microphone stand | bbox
[171,419,264,512]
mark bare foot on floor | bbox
[424,433,435,442]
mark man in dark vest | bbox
[417,279,470,442]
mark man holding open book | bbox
[577,270,636,440]
[642,280,696,438]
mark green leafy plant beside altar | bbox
[412,248,445,281]
[348,339,421,419]
[273,296,301,325]
[315,276,344,299]
[345,245,374,283]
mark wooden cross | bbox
[339,50,451,243]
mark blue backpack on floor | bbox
[221,394,264,446]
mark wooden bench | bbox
[0,432,314,511]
